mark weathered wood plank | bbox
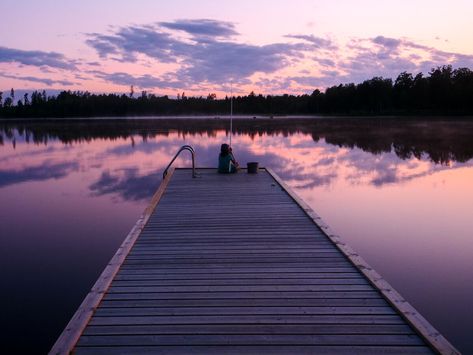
[106,284,374,293]
[130,248,337,253]
[110,278,369,286]
[76,334,425,346]
[99,298,389,308]
[114,272,363,280]
[121,262,353,268]
[123,258,348,265]
[124,255,347,261]
[117,266,358,274]
[88,314,407,326]
[103,291,383,300]
[127,250,341,257]
[93,306,397,317]
[74,345,434,355]
[82,323,414,336]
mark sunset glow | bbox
[1,0,473,96]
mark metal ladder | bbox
[163,145,196,179]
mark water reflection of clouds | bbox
[235,133,473,190]
[105,140,166,156]
[2,126,473,200]
[89,169,161,202]
[86,135,229,201]
[338,146,473,187]
[85,132,316,201]
[0,145,57,164]
[0,161,79,188]
[291,135,471,188]
[225,135,340,190]
[317,157,336,166]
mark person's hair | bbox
[220,143,230,157]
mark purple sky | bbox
[1,0,473,97]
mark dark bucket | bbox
[247,162,259,174]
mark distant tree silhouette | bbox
[1,66,473,118]
[429,65,453,109]
[394,72,414,110]
[3,97,13,108]
[452,67,473,110]
[207,93,217,100]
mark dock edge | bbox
[48,168,176,355]
[265,167,460,355]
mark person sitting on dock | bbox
[218,143,239,173]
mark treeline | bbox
[0,65,472,118]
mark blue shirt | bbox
[218,154,236,173]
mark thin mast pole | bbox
[230,81,233,147]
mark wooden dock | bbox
[50,168,459,354]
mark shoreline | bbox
[2,114,473,122]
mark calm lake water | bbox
[1,117,472,354]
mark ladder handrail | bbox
[163,145,196,179]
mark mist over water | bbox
[1,117,472,353]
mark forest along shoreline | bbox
[1,66,473,118]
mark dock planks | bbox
[50,168,459,354]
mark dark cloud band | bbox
[0,72,74,86]
[0,46,76,70]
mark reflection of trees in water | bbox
[1,118,473,164]
[316,120,473,164]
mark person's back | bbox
[218,143,238,173]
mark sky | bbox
[1,0,473,97]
